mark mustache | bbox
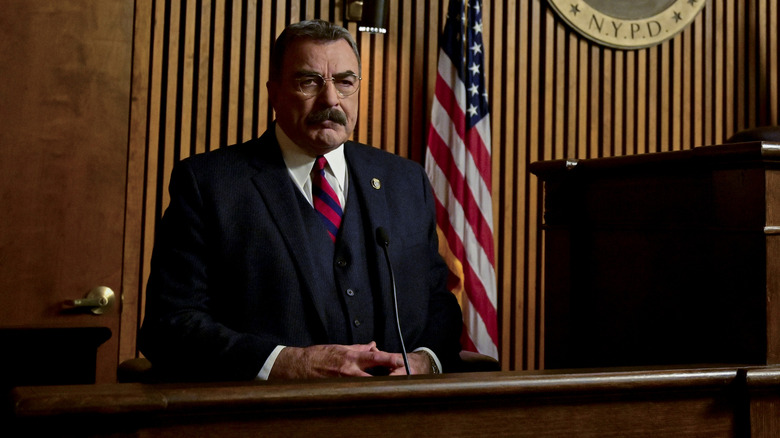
[305,108,347,126]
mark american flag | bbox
[425,0,498,360]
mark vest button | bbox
[346,288,355,297]
[335,257,347,268]
[353,319,361,327]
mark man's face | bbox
[268,39,360,156]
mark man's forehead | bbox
[284,39,359,67]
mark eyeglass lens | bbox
[297,73,360,97]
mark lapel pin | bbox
[371,178,381,190]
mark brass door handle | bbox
[63,286,115,315]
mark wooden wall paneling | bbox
[382,1,398,154]
[702,2,715,144]
[649,47,659,153]
[624,50,636,155]
[613,49,624,157]
[137,0,167,332]
[575,39,587,158]
[209,0,225,149]
[659,43,670,152]
[601,48,613,157]
[554,22,566,158]
[163,0,181,207]
[180,0,196,155]
[672,36,682,151]
[123,0,780,371]
[708,1,719,142]
[426,3,443,157]
[693,10,704,146]
[764,0,780,125]
[724,0,735,142]
[121,0,154,363]
[527,0,543,370]
[681,22,692,148]
[396,0,412,158]
[590,46,601,157]
[769,0,778,123]
[506,0,522,371]
[543,8,556,162]
[289,1,300,24]
[410,2,426,163]
[637,50,649,154]
[772,0,779,123]
[749,0,760,128]
[734,1,746,132]
[714,0,725,144]
[757,0,769,128]
[490,0,512,373]
[566,33,578,158]
[195,0,212,155]
[227,0,242,145]
[257,1,273,136]
[356,27,370,144]
[242,0,257,142]
[371,33,385,149]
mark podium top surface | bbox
[530,141,780,180]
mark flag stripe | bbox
[429,100,494,233]
[428,128,495,264]
[432,63,492,189]
[434,199,498,345]
[427,156,497,303]
[425,0,497,359]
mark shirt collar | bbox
[275,123,347,195]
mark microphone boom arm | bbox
[376,227,411,375]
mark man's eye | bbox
[299,77,321,87]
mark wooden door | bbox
[0,1,135,384]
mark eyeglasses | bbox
[295,73,361,98]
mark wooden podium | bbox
[531,142,780,369]
[9,366,780,437]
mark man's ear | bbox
[266,80,276,109]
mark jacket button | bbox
[346,288,355,297]
[335,258,347,268]
[354,319,361,327]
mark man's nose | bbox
[317,80,341,106]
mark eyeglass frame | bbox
[294,72,362,98]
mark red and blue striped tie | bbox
[311,156,343,242]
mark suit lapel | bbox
[246,130,331,338]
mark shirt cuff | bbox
[255,345,286,380]
[413,347,443,373]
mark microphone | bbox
[375,226,411,375]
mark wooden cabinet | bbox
[531,142,780,369]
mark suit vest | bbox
[295,185,381,346]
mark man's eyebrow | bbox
[294,69,321,77]
[293,69,358,77]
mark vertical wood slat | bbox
[125,0,780,372]
[771,0,779,122]
[490,0,512,373]
[195,0,212,155]
[504,0,520,371]
[121,0,154,364]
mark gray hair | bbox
[269,20,361,82]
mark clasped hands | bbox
[268,341,432,379]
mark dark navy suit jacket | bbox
[139,127,463,380]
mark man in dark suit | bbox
[139,19,463,380]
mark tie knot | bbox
[315,155,328,172]
[311,155,342,242]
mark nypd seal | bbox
[547,0,706,49]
